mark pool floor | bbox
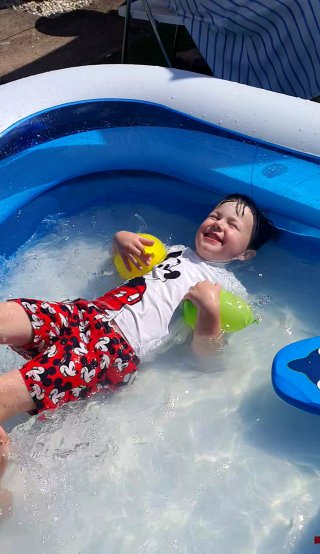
[1,173,320,553]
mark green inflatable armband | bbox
[183,289,256,333]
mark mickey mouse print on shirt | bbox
[96,250,183,315]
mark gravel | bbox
[0,0,95,17]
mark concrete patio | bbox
[0,0,209,85]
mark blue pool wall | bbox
[0,99,320,256]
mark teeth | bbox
[205,233,221,243]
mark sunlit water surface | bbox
[0,176,320,554]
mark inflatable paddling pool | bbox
[0,65,320,415]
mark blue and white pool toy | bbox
[272,337,320,415]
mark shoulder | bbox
[166,244,186,254]
[226,271,247,298]
[165,245,186,258]
[205,264,247,298]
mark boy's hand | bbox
[184,280,221,318]
[113,231,155,272]
[185,281,223,357]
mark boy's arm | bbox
[113,231,154,272]
[185,281,224,357]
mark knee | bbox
[0,303,6,318]
[0,301,31,345]
[0,301,12,319]
[0,371,34,422]
[0,303,9,339]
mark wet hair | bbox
[216,193,276,250]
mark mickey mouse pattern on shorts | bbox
[11,297,139,414]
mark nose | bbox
[211,219,224,230]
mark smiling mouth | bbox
[203,232,222,244]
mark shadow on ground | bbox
[1,3,211,84]
[1,8,127,84]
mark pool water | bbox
[1,172,320,554]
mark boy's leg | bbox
[0,370,36,503]
[0,301,35,468]
[0,426,9,475]
[0,425,12,521]
[0,369,36,422]
[0,368,35,457]
[0,302,33,347]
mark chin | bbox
[198,248,222,261]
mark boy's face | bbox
[195,201,256,262]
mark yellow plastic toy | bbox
[114,233,167,280]
[183,290,257,333]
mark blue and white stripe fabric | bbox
[168,0,320,98]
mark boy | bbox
[0,193,274,453]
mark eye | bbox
[229,222,240,231]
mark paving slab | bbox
[0,0,208,86]
[0,6,37,39]
[0,0,128,84]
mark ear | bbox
[237,249,256,261]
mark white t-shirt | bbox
[103,246,246,360]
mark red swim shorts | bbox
[11,297,139,414]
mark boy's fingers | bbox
[128,254,143,270]
[139,238,155,246]
[122,255,132,272]
[121,254,143,272]
[131,245,145,257]
[139,254,152,266]
[120,253,137,270]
